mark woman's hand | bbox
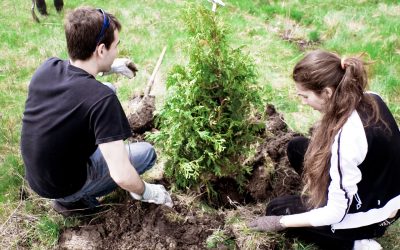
[248,216,285,232]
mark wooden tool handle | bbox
[144,46,167,96]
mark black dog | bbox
[31,0,64,22]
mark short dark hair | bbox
[64,7,121,61]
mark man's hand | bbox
[103,58,138,79]
[130,182,173,208]
[248,216,285,232]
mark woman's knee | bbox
[266,195,307,216]
[287,136,309,155]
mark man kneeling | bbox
[21,7,172,217]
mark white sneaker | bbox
[353,239,382,250]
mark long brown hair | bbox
[292,50,380,208]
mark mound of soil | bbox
[58,198,225,250]
[261,104,302,198]
[239,104,301,202]
[58,103,303,249]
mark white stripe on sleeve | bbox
[307,111,367,226]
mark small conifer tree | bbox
[148,4,263,196]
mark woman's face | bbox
[295,83,331,112]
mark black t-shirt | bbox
[21,58,132,198]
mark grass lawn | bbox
[0,0,399,248]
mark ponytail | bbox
[326,56,367,128]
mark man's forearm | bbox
[110,162,145,194]
[99,140,145,195]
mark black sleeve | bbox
[89,94,132,144]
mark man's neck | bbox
[70,58,98,77]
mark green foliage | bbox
[230,0,305,22]
[148,5,263,192]
[308,30,320,42]
[37,216,60,246]
[0,154,24,203]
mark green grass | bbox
[0,0,399,248]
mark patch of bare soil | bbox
[58,104,302,249]
[58,197,225,250]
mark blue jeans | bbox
[56,142,156,207]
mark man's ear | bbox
[322,87,333,99]
[95,44,106,58]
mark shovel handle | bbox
[144,46,167,96]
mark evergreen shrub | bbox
[148,5,264,196]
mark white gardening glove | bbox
[102,58,138,79]
[130,182,173,208]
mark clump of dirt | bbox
[58,197,225,250]
[246,162,274,201]
[245,104,301,203]
[199,104,302,208]
[127,94,156,134]
[262,104,302,197]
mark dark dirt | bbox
[209,177,255,208]
[58,197,225,250]
[57,104,302,249]
[260,105,302,198]
[127,94,156,134]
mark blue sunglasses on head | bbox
[95,8,110,45]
